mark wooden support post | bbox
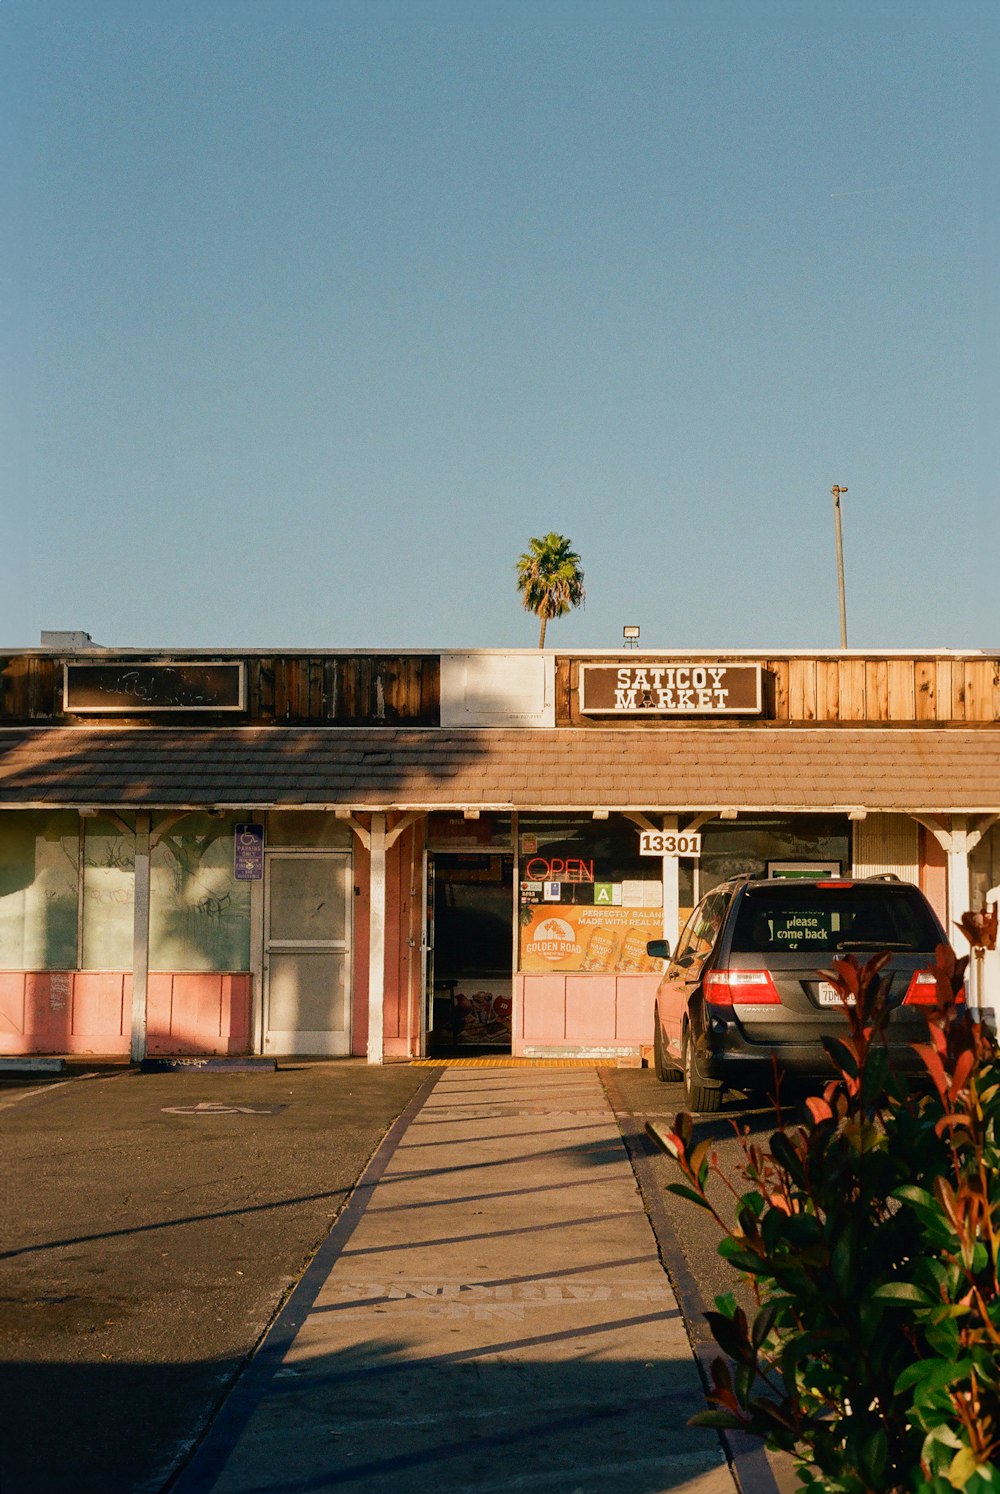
[130,811,151,1063]
[910,813,998,1016]
[367,812,386,1065]
[945,819,972,943]
[912,813,998,945]
[249,861,265,1053]
[661,814,680,953]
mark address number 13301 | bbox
[639,831,702,857]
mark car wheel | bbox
[682,1024,723,1113]
[653,1008,681,1082]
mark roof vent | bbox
[40,631,100,650]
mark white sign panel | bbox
[621,879,664,907]
[638,831,702,858]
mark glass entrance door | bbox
[428,854,513,1053]
[264,852,352,1054]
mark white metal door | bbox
[264,852,352,1054]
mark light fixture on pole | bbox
[831,486,849,649]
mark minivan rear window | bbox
[730,885,941,955]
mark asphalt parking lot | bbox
[0,1060,430,1494]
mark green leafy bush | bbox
[660,938,1000,1493]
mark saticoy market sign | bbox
[580,662,762,716]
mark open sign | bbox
[522,857,595,883]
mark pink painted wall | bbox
[146,974,252,1055]
[920,828,948,926]
[383,820,424,1060]
[514,972,658,1054]
[0,972,251,1056]
[0,971,130,1056]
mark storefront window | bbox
[697,815,851,895]
[150,812,251,972]
[82,815,135,970]
[0,811,79,970]
[517,814,664,975]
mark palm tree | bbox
[515,532,586,648]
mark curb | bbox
[600,1068,787,1494]
[140,1057,278,1073]
[0,1056,66,1073]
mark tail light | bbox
[703,969,782,1006]
[903,971,966,1006]
[903,971,938,1005]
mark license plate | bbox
[817,981,854,1007]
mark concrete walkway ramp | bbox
[175,1069,734,1494]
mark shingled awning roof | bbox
[1,726,998,814]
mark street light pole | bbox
[831,485,848,649]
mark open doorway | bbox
[428,853,514,1055]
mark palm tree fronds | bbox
[515,532,586,648]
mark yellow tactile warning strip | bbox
[410,1056,623,1068]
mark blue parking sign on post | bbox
[234,823,264,880]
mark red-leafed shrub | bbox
[659,931,1000,1493]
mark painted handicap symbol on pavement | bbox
[161,1101,287,1115]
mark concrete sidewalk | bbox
[173,1068,737,1494]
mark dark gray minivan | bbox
[649,876,952,1111]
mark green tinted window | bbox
[150,813,251,972]
[0,811,79,970]
[82,815,135,969]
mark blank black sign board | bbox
[65,662,245,712]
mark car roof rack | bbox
[860,873,902,882]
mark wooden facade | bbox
[0,653,441,727]
[2,649,998,728]
[556,655,1000,727]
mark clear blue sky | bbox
[4,0,997,651]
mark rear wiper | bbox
[835,939,912,951]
